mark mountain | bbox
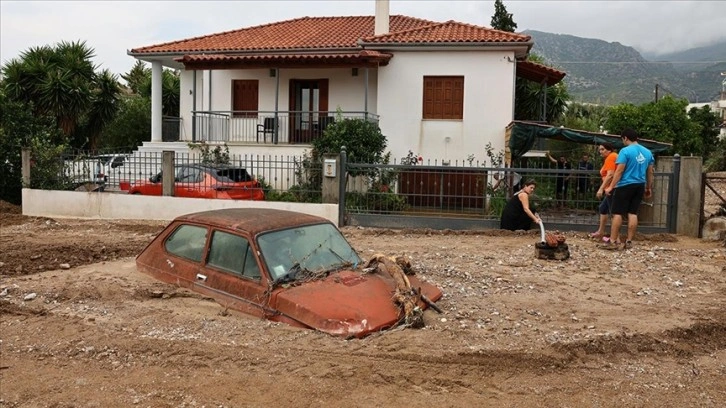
[524,30,726,105]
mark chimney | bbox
[375,0,389,36]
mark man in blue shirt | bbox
[600,128,654,250]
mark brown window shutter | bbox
[232,80,259,118]
[422,76,464,120]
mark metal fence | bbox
[344,157,674,233]
[191,111,379,144]
[55,148,676,232]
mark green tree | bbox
[555,102,609,132]
[121,60,151,94]
[605,96,702,155]
[312,116,387,164]
[0,87,69,203]
[514,55,570,123]
[491,0,517,32]
[82,69,121,151]
[687,105,721,161]
[1,40,121,150]
[99,95,151,150]
[139,68,181,116]
[490,2,569,124]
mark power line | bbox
[549,61,726,64]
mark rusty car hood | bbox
[271,269,442,338]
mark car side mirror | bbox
[150,173,162,183]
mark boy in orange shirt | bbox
[589,143,617,242]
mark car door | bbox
[174,166,205,198]
[154,223,210,288]
[195,229,270,317]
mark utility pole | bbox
[654,83,659,103]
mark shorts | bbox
[598,196,611,215]
[610,183,645,216]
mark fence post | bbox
[21,147,31,187]
[162,151,175,196]
[668,154,681,233]
[338,146,347,227]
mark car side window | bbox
[164,224,208,262]
[175,167,192,182]
[207,230,261,280]
[190,168,204,183]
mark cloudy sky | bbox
[2,0,725,77]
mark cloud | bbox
[2,0,725,77]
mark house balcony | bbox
[190,111,379,144]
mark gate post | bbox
[338,146,347,227]
[21,148,31,187]
[667,154,681,233]
[162,151,175,196]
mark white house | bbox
[128,0,564,163]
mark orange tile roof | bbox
[360,20,530,45]
[517,60,566,86]
[130,15,530,55]
[175,51,393,68]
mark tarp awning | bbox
[506,121,673,161]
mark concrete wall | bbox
[22,189,339,225]
[179,67,377,144]
[178,49,516,164]
[377,50,516,164]
[656,156,703,237]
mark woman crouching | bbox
[500,179,541,231]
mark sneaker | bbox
[598,241,622,251]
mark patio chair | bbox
[319,116,335,133]
[256,117,277,143]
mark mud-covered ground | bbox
[1,200,725,407]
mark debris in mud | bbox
[365,254,427,328]
[535,232,570,260]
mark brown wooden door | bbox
[289,79,328,144]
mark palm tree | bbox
[121,60,151,95]
[1,40,121,150]
[85,69,121,151]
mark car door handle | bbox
[196,273,207,282]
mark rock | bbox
[24,293,37,301]
[702,217,726,241]
[30,254,42,260]
[59,263,71,270]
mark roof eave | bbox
[360,41,532,57]
[129,45,365,56]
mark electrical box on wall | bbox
[324,159,337,177]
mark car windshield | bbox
[257,223,362,282]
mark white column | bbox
[151,61,163,143]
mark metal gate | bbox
[342,155,677,233]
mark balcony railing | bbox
[191,111,380,144]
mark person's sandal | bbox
[589,232,603,239]
[598,241,622,250]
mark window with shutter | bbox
[232,80,259,118]
[422,76,464,120]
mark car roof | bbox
[174,208,330,235]
[180,163,244,169]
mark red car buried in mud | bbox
[136,208,443,338]
[126,164,264,200]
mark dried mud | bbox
[1,202,725,407]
